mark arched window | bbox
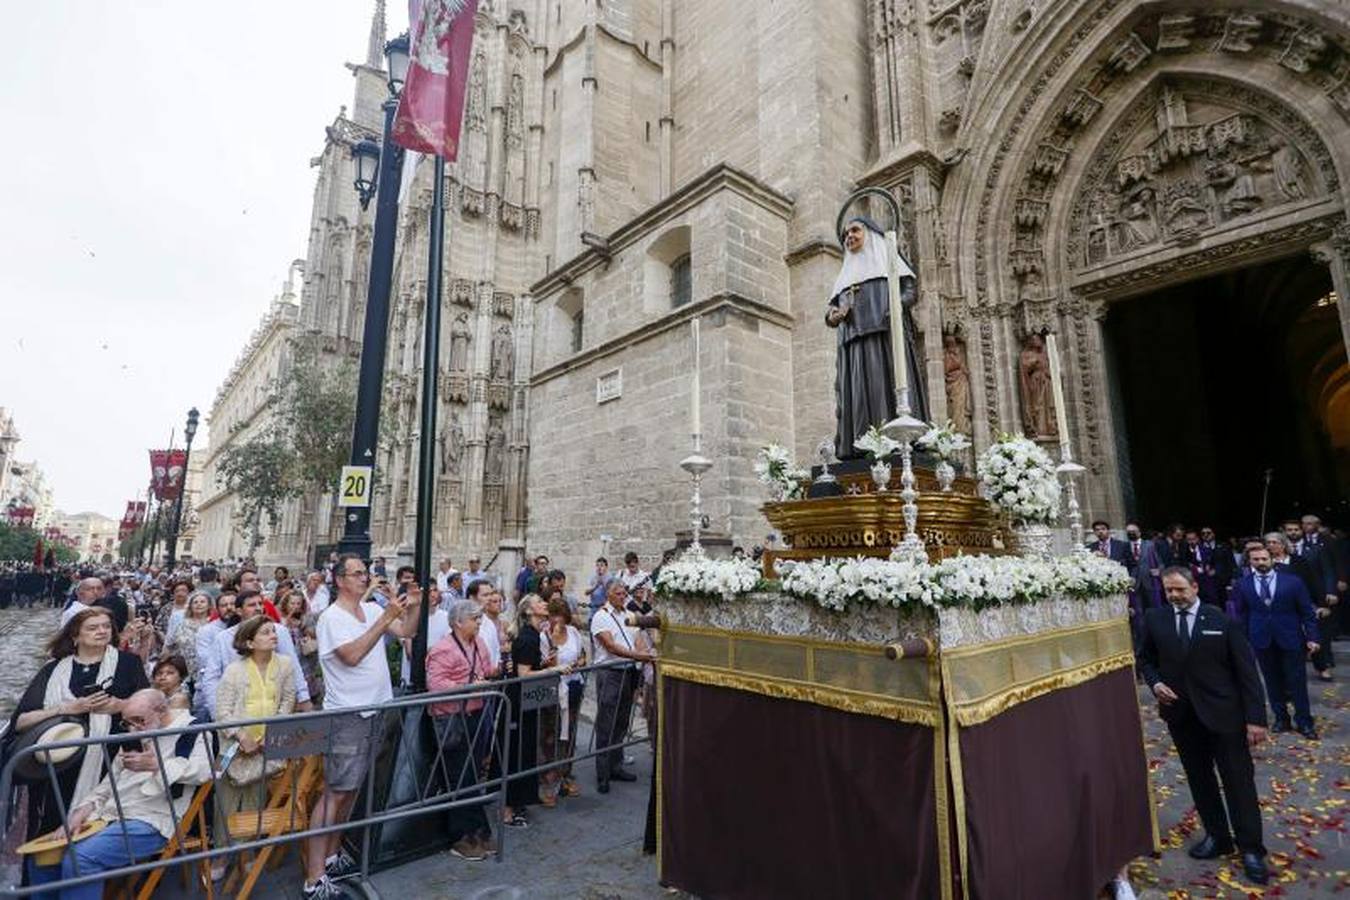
[643,225,692,313]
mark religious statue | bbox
[439,412,464,476]
[1018,333,1058,440]
[1269,137,1307,201]
[826,215,928,459]
[943,333,972,434]
[484,421,506,482]
[449,313,470,372]
[490,326,513,381]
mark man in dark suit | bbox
[1200,526,1234,596]
[1086,520,1130,565]
[1138,566,1269,885]
[1233,545,1320,738]
[1294,515,1341,677]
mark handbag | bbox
[224,742,284,787]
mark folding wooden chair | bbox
[221,755,325,900]
[104,778,215,900]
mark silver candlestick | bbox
[1056,445,1088,554]
[884,386,930,563]
[680,433,713,558]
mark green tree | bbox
[0,523,78,564]
[212,336,358,554]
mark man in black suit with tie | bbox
[1138,566,1269,885]
[1086,520,1130,565]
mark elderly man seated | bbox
[29,688,211,900]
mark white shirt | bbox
[619,569,651,593]
[192,619,230,716]
[478,614,503,663]
[590,603,638,666]
[401,608,449,686]
[435,569,453,592]
[319,601,394,714]
[1253,570,1278,603]
[1174,597,1201,637]
[543,624,585,683]
[309,583,331,615]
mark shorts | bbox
[323,712,381,792]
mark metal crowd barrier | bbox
[0,658,652,899]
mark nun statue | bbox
[826,216,928,459]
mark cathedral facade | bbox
[202,0,1350,577]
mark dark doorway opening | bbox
[1105,254,1349,538]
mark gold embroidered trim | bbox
[661,662,942,727]
[944,651,1136,726]
[933,717,955,900]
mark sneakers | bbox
[302,876,342,900]
[325,849,359,880]
[475,833,498,856]
[450,838,487,861]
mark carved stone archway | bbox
[945,1,1350,523]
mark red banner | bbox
[119,500,141,540]
[392,0,479,160]
[6,506,35,528]
[150,450,187,501]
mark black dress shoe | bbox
[1271,720,1292,733]
[1298,726,1319,740]
[597,782,610,794]
[1187,835,1234,860]
[611,768,638,782]
[1241,852,1269,885]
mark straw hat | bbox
[17,819,108,866]
[9,717,89,781]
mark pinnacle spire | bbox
[366,0,387,69]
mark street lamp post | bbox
[337,33,411,563]
[166,408,199,570]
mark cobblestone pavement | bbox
[1129,671,1349,899]
[0,605,60,721]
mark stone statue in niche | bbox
[490,326,513,381]
[1018,333,1058,440]
[484,421,506,482]
[440,412,464,476]
[943,333,972,434]
[449,313,470,372]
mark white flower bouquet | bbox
[916,422,971,461]
[853,425,901,462]
[775,552,1130,613]
[975,435,1061,524]
[655,555,763,602]
[754,443,810,501]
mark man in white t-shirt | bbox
[618,552,651,595]
[401,586,449,687]
[302,554,421,900]
[590,581,655,793]
[467,580,503,666]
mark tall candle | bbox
[690,316,701,436]
[884,230,910,413]
[1045,332,1070,454]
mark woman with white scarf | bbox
[826,215,928,458]
[5,607,150,843]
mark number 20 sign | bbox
[338,465,373,508]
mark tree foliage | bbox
[214,337,358,553]
[0,523,78,564]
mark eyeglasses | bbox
[341,570,370,579]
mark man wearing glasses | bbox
[302,554,421,900]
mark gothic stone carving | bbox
[1067,78,1334,268]
[493,291,515,319]
[449,278,475,308]
[1017,333,1058,441]
[943,332,972,434]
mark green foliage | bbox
[0,523,78,564]
[118,511,164,562]
[218,434,299,555]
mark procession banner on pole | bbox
[392,0,479,160]
[152,449,188,502]
[150,449,169,500]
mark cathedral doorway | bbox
[1104,254,1349,536]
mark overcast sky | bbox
[0,1,407,519]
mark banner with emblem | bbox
[119,501,141,540]
[150,449,187,501]
[6,506,35,528]
[392,0,480,160]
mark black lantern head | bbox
[352,138,381,209]
[386,33,411,98]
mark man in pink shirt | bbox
[427,599,499,861]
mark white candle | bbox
[1045,332,1070,453]
[690,316,701,436]
[884,230,910,412]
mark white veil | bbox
[830,218,915,301]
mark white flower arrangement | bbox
[916,422,971,461]
[754,444,810,501]
[777,552,1130,613]
[655,555,763,602]
[853,425,901,462]
[975,434,1062,524]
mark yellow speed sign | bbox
[338,465,373,508]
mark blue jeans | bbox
[28,820,166,900]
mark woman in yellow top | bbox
[212,616,297,880]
